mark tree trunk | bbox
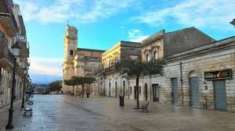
[136,74,140,109]
[73,85,75,96]
[82,84,84,98]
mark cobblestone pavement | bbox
[3,95,235,131]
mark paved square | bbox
[3,95,235,131]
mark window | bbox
[69,50,73,56]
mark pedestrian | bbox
[86,86,90,98]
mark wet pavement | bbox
[3,95,235,131]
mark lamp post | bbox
[5,42,21,130]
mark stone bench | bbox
[23,107,33,117]
[140,101,149,113]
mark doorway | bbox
[109,82,111,97]
[189,77,200,107]
[115,82,117,98]
[134,86,137,100]
[152,84,159,102]
[171,78,178,104]
[144,83,148,101]
[213,80,227,111]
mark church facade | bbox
[62,25,104,95]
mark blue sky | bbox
[14,0,235,84]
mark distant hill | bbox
[30,73,62,84]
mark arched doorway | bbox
[188,71,200,107]
[123,81,126,96]
[109,82,111,97]
[115,82,117,98]
[144,83,148,101]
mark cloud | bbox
[128,29,148,42]
[133,0,235,29]
[15,0,135,24]
[29,57,63,76]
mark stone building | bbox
[100,41,140,97]
[99,27,235,112]
[62,25,104,95]
[0,1,30,108]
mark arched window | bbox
[153,51,157,60]
[146,53,151,62]
[153,48,159,60]
[70,50,73,56]
[146,53,149,61]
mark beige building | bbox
[99,41,140,97]
[0,1,30,108]
[62,25,104,95]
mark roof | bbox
[102,41,140,56]
[167,36,235,62]
[164,27,215,57]
[77,48,105,53]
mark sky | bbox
[14,0,235,84]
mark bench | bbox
[23,107,33,117]
[27,100,33,105]
[140,101,149,112]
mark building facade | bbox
[100,41,140,97]
[0,1,30,108]
[62,25,104,95]
[98,27,235,112]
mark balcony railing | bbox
[0,13,17,36]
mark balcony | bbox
[0,11,17,37]
[0,32,13,68]
[15,35,29,58]
[0,0,14,13]
[0,49,13,69]
[104,64,117,74]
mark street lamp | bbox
[5,42,21,130]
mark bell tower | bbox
[63,25,78,84]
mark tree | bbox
[66,76,96,97]
[142,59,165,101]
[48,80,62,92]
[116,59,165,108]
[64,77,77,95]
[84,77,96,98]
[116,59,144,109]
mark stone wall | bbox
[138,43,235,111]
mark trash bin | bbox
[119,96,124,107]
